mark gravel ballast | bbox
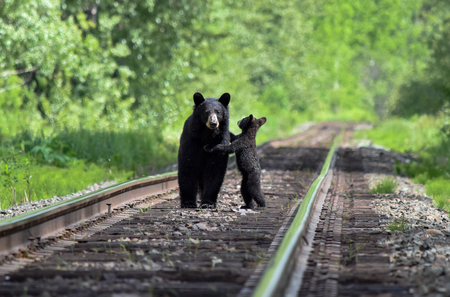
[0,181,117,221]
[368,173,450,297]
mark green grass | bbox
[355,116,444,153]
[0,127,178,210]
[369,177,397,194]
[386,216,409,232]
[423,177,450,210]
[0,159,132,209]
[45,129,177,176]
[359,115,450,214]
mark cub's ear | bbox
[258,117,267,126]
[193,92,205,106]
[219,93,230,107]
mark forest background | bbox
[1,0,450,209]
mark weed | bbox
[305,168,312,177]
[387,216,409,232]
[342,194,350,203]
[369,177,397,194]
[433,193,450,210]
[167,288,179,297]
[161,250,168,262]
[342,243,360,265]
[119,243,133,261]
[0,152,31,206]
[254,252,266,265]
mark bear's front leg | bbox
[199,153,228,208]
[178,164,198,208]
[179,182,198,208]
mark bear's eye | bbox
[214,109,219,114]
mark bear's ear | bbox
[219,93,230,107]
[193,92,205,106]
[258,117,267,126]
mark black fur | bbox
[205,114,266,209]
[178,92,231,208]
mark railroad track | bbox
[0,123,433,297]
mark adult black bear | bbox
[178,92,231,208]
[205,114,266,209]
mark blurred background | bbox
[1,0,450,208]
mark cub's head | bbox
[193,92,230,130]
[237,114,267,131]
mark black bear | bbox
[177,92,231,208]
[205,114,266,209]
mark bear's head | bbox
[237,114,267,131]
[193,92,230,130]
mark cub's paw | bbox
[199,202,216,209]
[180,203,197,209]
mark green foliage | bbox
[355,116,444,153]
[369,177,397,194]
[30,137,75,168]
[389,0,450,117]
[0,0,210,137]
[0,0,442,137]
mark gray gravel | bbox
[368,173,450,297]
[0,181,117,221]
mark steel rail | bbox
[253,127,345,297]
[0,171,178,257]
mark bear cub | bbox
[178,92,231,208]
[205,114,266,209]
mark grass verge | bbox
[0,128,178,210]
[357,115,450,214]
[0,159,132,210]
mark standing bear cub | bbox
[178,92,231,208]
[205,115,267,209]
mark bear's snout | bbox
[207,114,219,129]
